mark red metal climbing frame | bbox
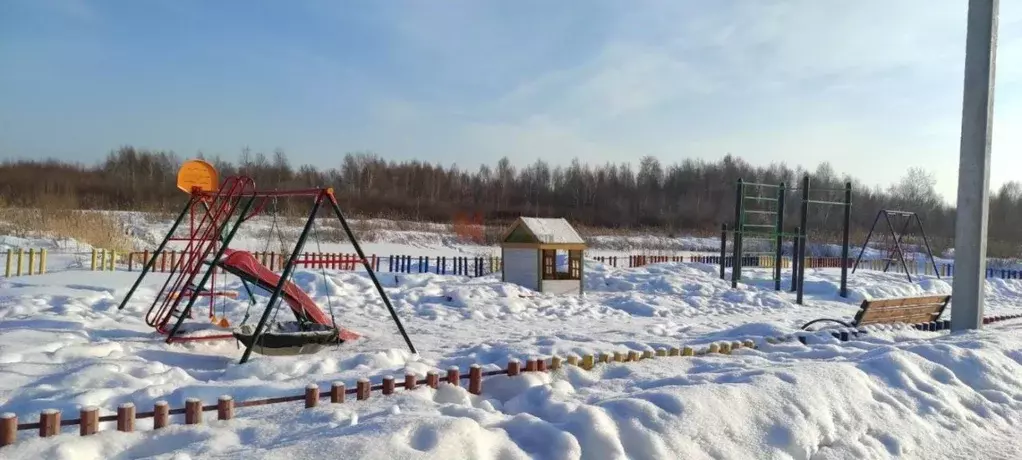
[144,176,257,340]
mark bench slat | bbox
[865,295,949,308]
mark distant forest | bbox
[1,146,1020,256]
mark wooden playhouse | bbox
[499,217,586,295]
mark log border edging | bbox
[2,313,1020,448]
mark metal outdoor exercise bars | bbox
[723,175,852,304]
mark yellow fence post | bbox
[4,249,11,277]
[16,249,23,276]
[40,248,47,274]
[27,249,35,276]
[91,249,98,271]
[109,251,116,271]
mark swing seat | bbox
[232,322,360,357]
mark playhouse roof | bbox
[501,217,586,246]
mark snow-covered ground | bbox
[3,242,1022,459]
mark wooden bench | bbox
[801,294,951,331]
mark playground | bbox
[4,248,1022,458]
[4,165,1022,458]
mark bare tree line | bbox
[1,146,1020,256]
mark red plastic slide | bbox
[219,249,359,341]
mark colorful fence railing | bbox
[623,254,974,278]
[8,246,1022,282]
[120,251,503,278]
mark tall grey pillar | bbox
[951,0,998,332]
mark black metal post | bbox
[166,196,257,343]
[731,179,744,288]
[884,215,914,273]
[840,181,852,297]
[797,175,810,305]
[326,192,418,355]
[851,210,883,274]
[239,196,322,364]
[881,211,914,282]
[117,197,195,310]
[914,214,942,279]
[790,226,801,292]
[774,182,786,291]
[719,223,727,280]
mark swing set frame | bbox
[851,209,941,283]
[117,162,417,364]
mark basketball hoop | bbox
[176,159,219,194]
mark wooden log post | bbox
[669,347,680,357]
[1,413,15,447]
[117,403,135,432]
[507,359,521,377]
[40,409,60,437]
[642,350,654,360]
[185,398,202,425]
[405,373,418,390]
[382,376,396,396]
[218,396,234,421]
[525,359,537,372]
[357,378,371,400]
[566,355,578,367]
[536,357,547,372]
[80,406,99,436]
[682,346,695,357]
[627,351,640,362]
[656,348,667,357]
[446,367,460,387]
[613,352,624,362]
[153,401,169,429]
[582,354,594,370]
[708,343,720,354]
[331,382,345,403]
[469,365,483,395]
[550,356,562,370]
[599,353,610,364]
[305,384,320,408]
[426,371,440,389]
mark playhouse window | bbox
[542,249,582,281]
[569,250,582,278]
[542,250,556,279]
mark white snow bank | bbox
[4,258,1022,458]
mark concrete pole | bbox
[951,0,998,332]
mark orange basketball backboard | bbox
[176,159,219,193]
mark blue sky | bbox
[2,0,1021,202]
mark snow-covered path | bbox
[3,261,1022,459]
